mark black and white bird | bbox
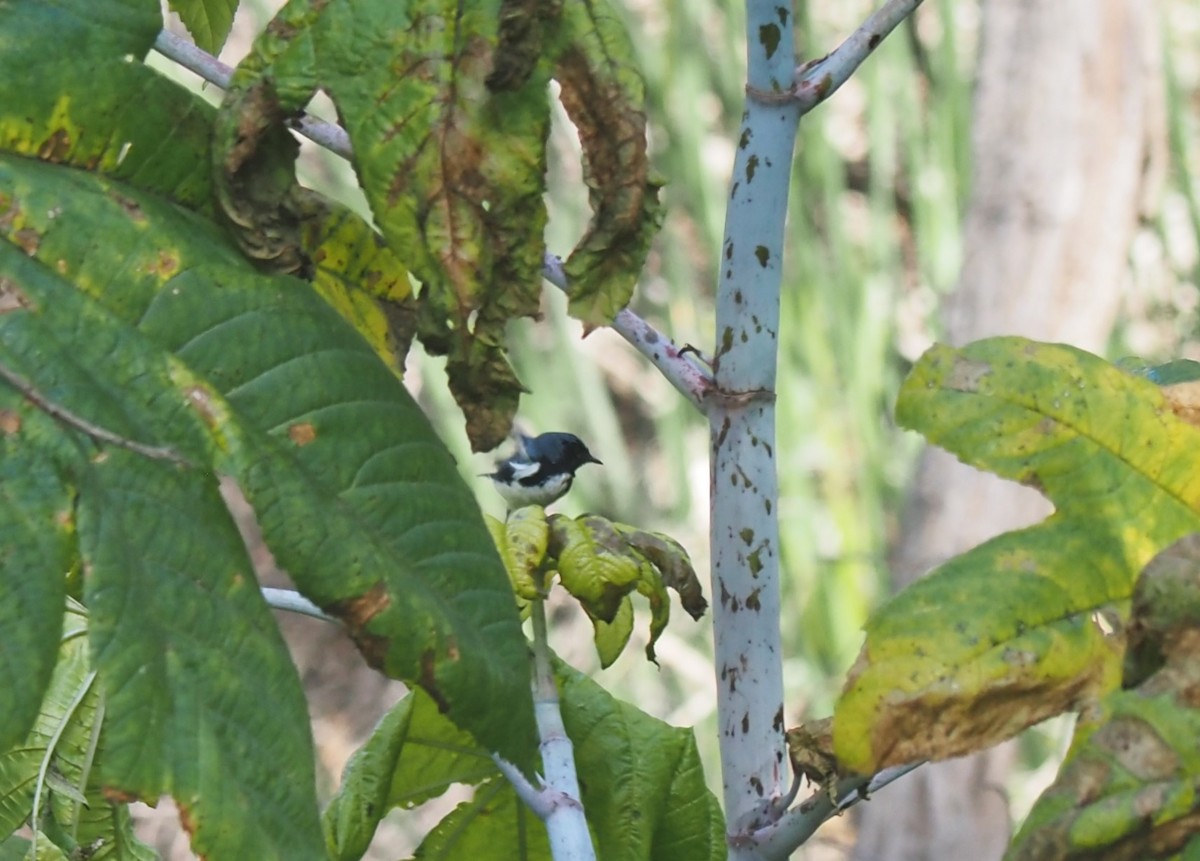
[487,432,602,509]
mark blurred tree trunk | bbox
[853,1,1165,859]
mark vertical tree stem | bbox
[529,593,595,861]
[708,1,800,852]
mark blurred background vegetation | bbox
[148,0,1200,856]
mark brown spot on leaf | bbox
[144,250,180,279]
[0,410,20,434]
[109,191,146,223]
[329,581,391,631]
[420,648,451,712]
[288,422,317,446]
[37,129,72,162]
[14,228,40,256]
[0,276,32,313]
[184,386,219,428]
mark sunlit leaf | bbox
[836,338,1200,773]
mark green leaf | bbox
[414,781,553,861]
[0,393,73,751]
[592,596,635,669]
[1007,533,1200,861]
[486,506,551,603]
[835,338,1200,774]
[79,449,325,861]
[549,514,643,622]
[0,0,216,209]
[0,152,535,810]
[557,664,725,861]
[323,689,498,860]
[550,0,664,325]
[166,0,239,55]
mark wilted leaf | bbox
[616,526,708,620]
[836,338,1200,774]
[213,0,553,450]
[549,0,664,326]
[1007,533,1200,861]
[785,718,841,803]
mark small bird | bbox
[487,432,602,509]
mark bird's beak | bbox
[588,454,603,465]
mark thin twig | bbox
[152,30,352,159]
[0,361,190,465]
[260,587,338,623]
[754,762,923,859]
[791,0,927,114]
[152,29,712,409]
[492,754,554,818]
[541,255,713,409]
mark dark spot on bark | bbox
[777,6,789,25]
[748,549,763,575]
[734,289,744,304]
[742,713,751,734]
[720,581,732,608]
[746,588,761,611]
[774,706,785,731]
[755,245,770,267]
[739,128,752,149]
[758,23,781,59]
[746,154,760,183]
[868,33,881,50]
[645,328,659,344]
[740,528,755,545]
[750,775,763,796]
[725,241,734,260]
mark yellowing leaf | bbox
[835,338,1200,774]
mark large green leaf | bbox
[835,338,1200,773]
[0,150,536,832]
[210,0,662,448]
[0,0,215,209]
[0,392,73,752]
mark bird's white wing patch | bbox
[509,460,541,480]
